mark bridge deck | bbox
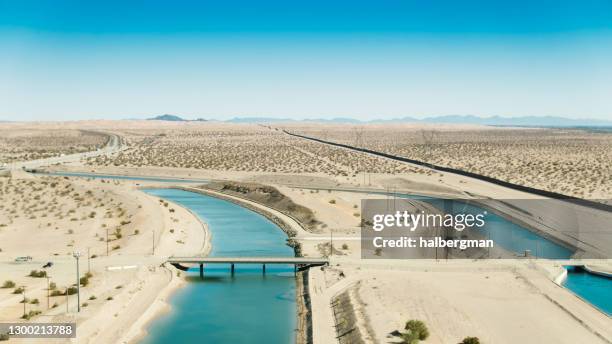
[167,256,328,265]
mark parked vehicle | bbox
[14,256,33,262]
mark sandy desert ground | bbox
[0,128,108,166]
[84,123,426,178]
[284,123,612,199]
[0,170,208,343]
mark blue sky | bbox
[1,0,611,121]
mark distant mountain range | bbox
[147,114,611,127]
[148,114,207,122]
[225,115,612,127]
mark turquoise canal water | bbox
[141,188,296,344]
[564,266,612,316]
[412,196,574,259]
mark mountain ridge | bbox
[143,114,611,127]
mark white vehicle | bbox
[14,256,33,262]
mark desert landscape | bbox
[0,129,108,166]
[84,123,424,177]
[284,124,612,200]
[4,1,612,343]
[0,120,611,344]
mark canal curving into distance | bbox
[141,188,297,344]
[402,195,575,259]
[40,170,575,259]
[33,172,593,334]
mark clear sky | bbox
[1,0,611,121]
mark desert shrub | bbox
[21,310,41,320]
[49,282,57,290]
[106,296,113,301]
[1,280,15,288]
[80,276,89,287]
[89,295,97,300]
[328,199,336,204]
[66,286,77,295]
[402,320,429,343]
[29,270,47,278]
[460,337,480,344]
[341,243,349,250]
[29,298,39,304]
[13,287,24,294]
[50,290,64,297]
[0,332,9,341]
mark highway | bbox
[2,131,124,171]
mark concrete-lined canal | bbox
[141,188,296,344]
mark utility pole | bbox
[329,227,333,258]
[73,251,81,312]
[46,276,50,309]
[22,286,26,318]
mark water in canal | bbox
[396,195,574,259]
[563,266,612,316]
[140,188,296,344]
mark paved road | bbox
[2,131,124,170]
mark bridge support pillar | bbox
[231,263,235,276]
[199,264,204,279]
[262,264,266,274]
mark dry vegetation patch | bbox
[0,129,108,164]
[86,124,427,177]
[204,181,321,231]
[0,175,139,257]
[289,125,612,199]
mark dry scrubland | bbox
[0,172,206,341]
[0,175,140,257]
[0,128,108,164]
[0,174,141,324]
[287,124,612,199]
[87,124,428,177]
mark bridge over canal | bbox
[167,256,329,278]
